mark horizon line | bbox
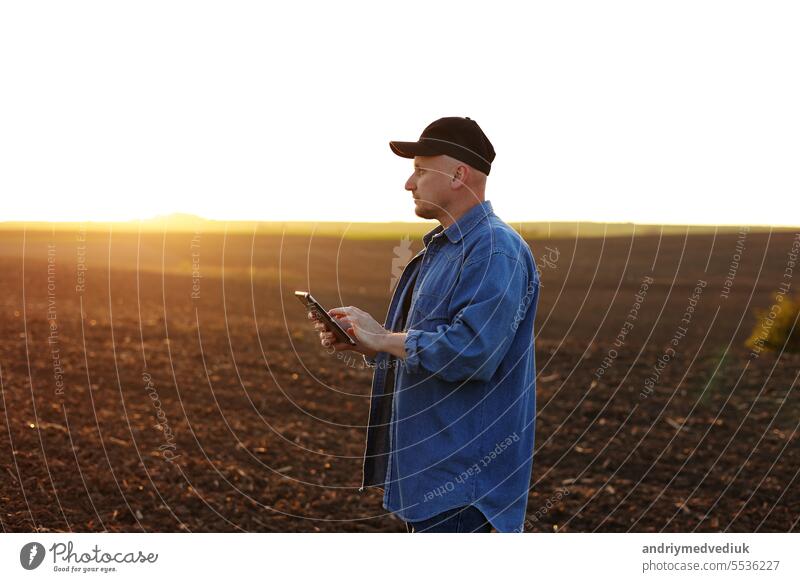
[0,213,798,230]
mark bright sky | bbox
[1,1,798,226]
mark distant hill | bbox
[1,213,793,240]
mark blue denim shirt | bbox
[359,200,540,533]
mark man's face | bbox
[404,156,455,220]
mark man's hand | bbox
[307,310,377,358]
[328,306,407,360]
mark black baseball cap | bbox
[389,116,496,175]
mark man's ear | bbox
[450,165,467,189]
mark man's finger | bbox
[328,307,351,317]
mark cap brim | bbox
[389,140,441,159]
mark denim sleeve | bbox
[403,251,534,383]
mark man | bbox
[310,117,540,532]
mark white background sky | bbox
[1,1,798,225]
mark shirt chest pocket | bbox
[414,250,462,298]
[407,291,451,331]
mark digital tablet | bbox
[294,291,357,346]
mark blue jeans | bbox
[405,505,492,533]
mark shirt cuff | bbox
[403,329,424,374]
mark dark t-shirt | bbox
[364,272,417,488]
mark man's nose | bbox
[405,175,415,191]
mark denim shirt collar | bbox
[422,200,494,247]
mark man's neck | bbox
[438,199,484,229]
